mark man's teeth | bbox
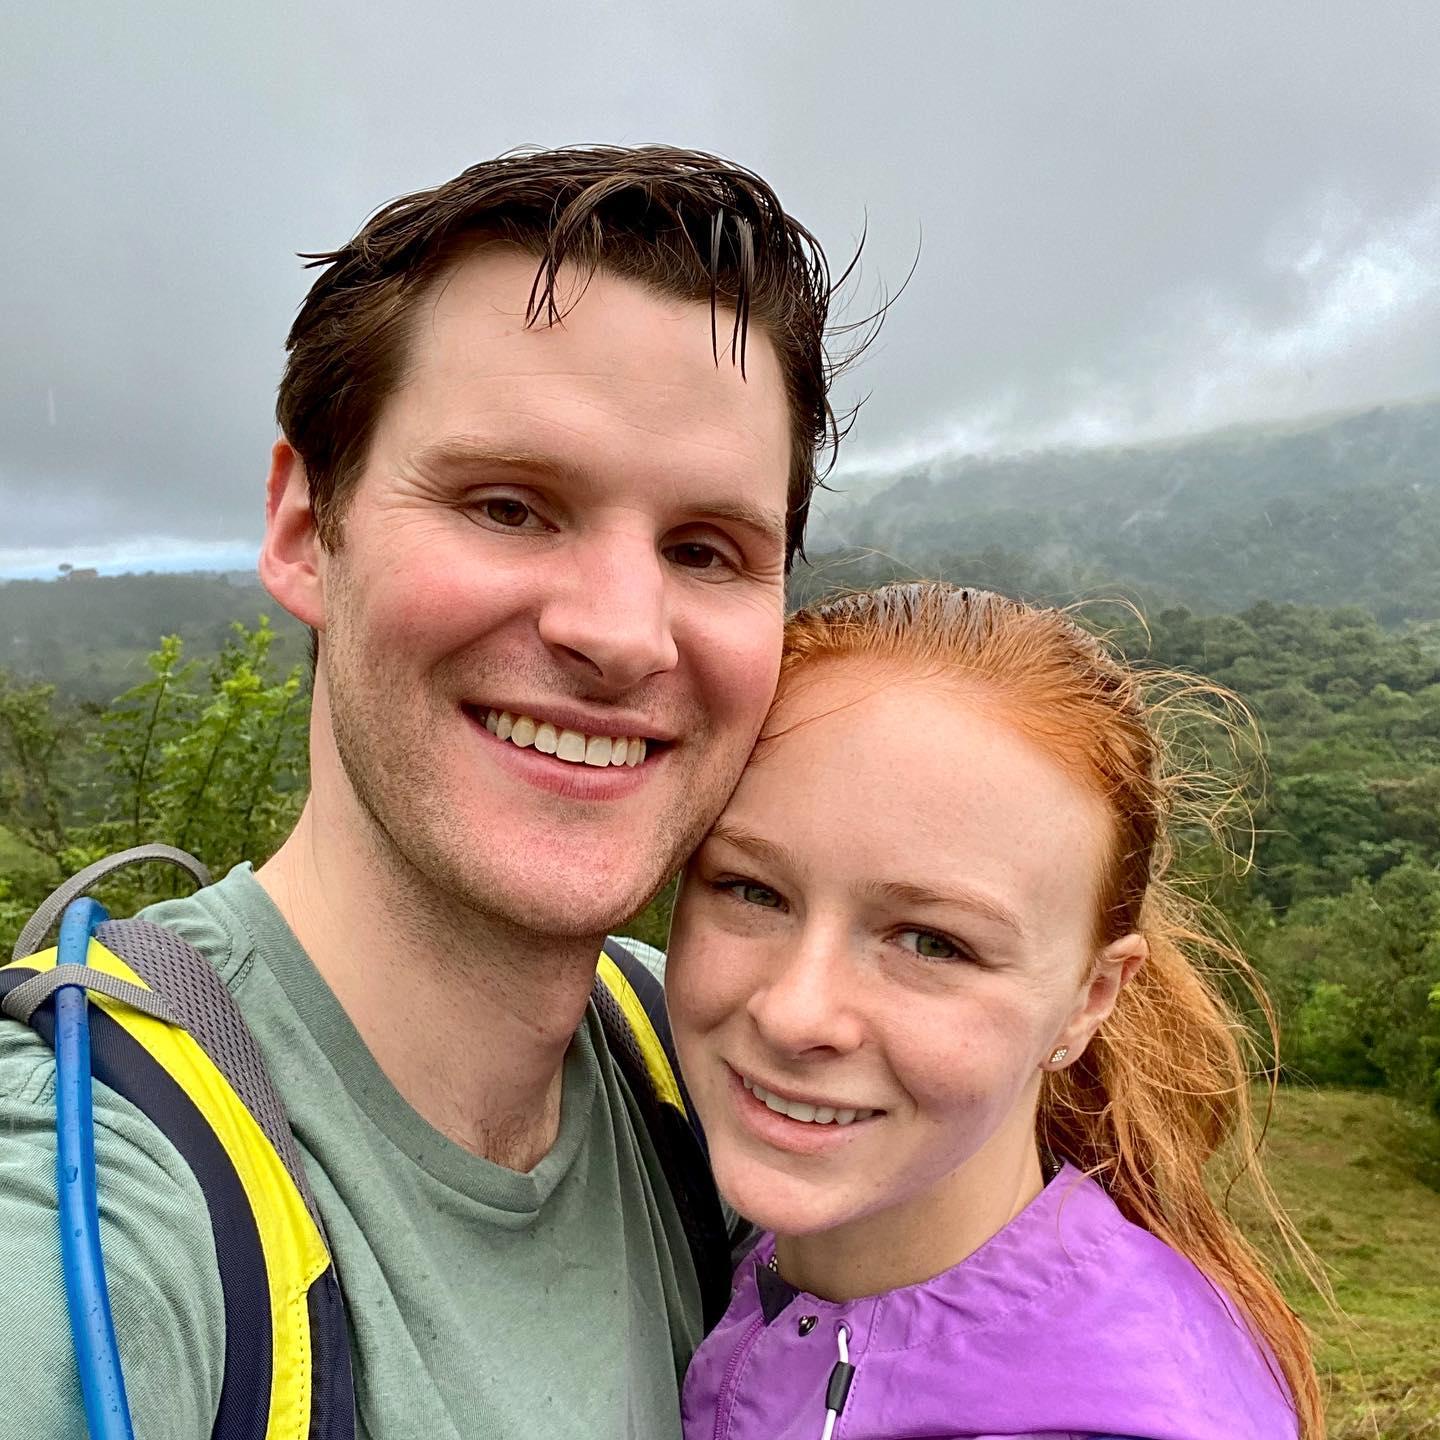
[484,709,647,768]
[742,1076,875,1126]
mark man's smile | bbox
[471,704,661,768]
[459,702,676,800]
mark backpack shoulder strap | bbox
[9,843,211,962]
[595,939,696,1127]
[2,906,355,1440]
[594,938,732,1330]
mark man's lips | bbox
[461,705,663,798]
[462,699,675,746]
[460,701,676,767]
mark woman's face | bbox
[666,664,1139,1243]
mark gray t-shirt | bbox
[0,864,700,1438]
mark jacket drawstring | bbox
[817,1325,856,1440]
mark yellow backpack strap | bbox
[1,917,354,1440]
[595,946,686,1114]
[593,939,732,1329]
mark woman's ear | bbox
[259,438,327,631]
[1042,933,1148,1071]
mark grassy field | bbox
[1253,1087,1440,1438]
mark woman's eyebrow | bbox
[706,822,804,875]
[864,878,1026,937]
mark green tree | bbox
[1257,865,1440,1112]
[0,670,85,881]
[0,621,309,949]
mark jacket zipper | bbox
[711,1314,765,1440]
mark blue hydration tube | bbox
[54,896,135,1440]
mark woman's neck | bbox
[773,1136,1048,1304]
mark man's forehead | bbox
[415,252,785,411]
[382,251,786,438]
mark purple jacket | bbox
[682,1165,1298,1440]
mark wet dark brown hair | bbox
[277,144,863,565]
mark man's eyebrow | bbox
[706,822,805,875]
[864,878,1026,938]
[408,438,787,551]
[409,438,580,484]
[687,499,787,552]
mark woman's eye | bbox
[716,878,784,909]
[897,929,963,961]
[483,497,535,528]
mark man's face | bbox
[312,249,792,937]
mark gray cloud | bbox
[4,1,1439,569]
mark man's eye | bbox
[484,498,534,528]
[666,541,726,570]
[897,929,963,961]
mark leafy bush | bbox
[0,619,306,944]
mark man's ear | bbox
[1043,934,1148,1070]
[258,438,326,631]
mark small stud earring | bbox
[1048,1047,1069,1066]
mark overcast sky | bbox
[4,2,1439,576]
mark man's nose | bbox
[746,932,865,1059]
[536,531,680,691]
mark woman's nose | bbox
[745,935,866,1058]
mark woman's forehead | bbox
[729,669,1114,923]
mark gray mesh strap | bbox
[95,918,326,1232]
[11,845,212,962]
[1,965,180,1026]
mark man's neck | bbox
[256,797,603,1172]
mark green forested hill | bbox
[0,572,306,700]
[809,400,1440,620]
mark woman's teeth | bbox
[743,1075,876,1126]
[484,709,647,768]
